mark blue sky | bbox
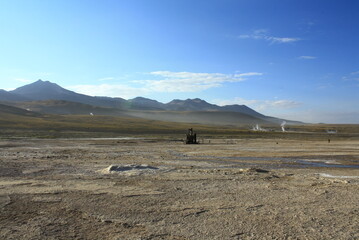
[0,0,358,123]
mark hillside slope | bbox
[0,103,42,117]
[125,110,271,126]
[0,90,31,102]
[10,80,128,108]
[3,100,128,116]
[1,80,302,125]
[2,99,298,127]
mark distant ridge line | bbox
[0,80,302,124]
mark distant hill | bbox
[0,89,31,102]
[4,100,130,116]
[0,80,302,125]
[165,98,219,111]
[5,80,267,114]
[10,80,128,109]
[125,110,271,126]
[128,97,166,110]
[221,105,265,118]
[1,99,273,126]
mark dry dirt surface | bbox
[0,137,358,240]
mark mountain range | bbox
[0,80,300,126]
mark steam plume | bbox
[281,121,286,132]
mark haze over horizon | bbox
[0,0,358,124]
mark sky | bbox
[0,0,358,123]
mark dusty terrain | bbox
[0,137,358,239]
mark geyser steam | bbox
[281,121,287,132]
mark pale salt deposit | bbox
[99,164,160,175]
[319,173,359,179]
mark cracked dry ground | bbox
[0,138,359,239]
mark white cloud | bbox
[3,88,15,91]
[67,70,262,98]
[298,56,317,60]
[214,97,301,111]
[267,37,300,43]
[136,71,263,92]
[238,29,301,44]
[234,72,263,77]
[263,100,301,109]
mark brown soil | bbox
[0,137,358,239]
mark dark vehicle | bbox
[185,128,198,144]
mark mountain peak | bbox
[186,98,206,103]
[129,96,165,110]
[34,79,51,84]
[33,79,56,86]
[166,98,219,111]
[15,79,59,88]
[131,97,153,101]
[10,80,69,100]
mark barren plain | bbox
[0,136,358,239]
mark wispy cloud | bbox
[67,70,262,98]
[298,55,317,60]
[135,71,263,92]
[214,97,301,111]
[235,72,263,77]
[264,99,301,109]
[342,71,359,82]
[269,37,300,43]
[238,29,300,44]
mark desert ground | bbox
[0,136,358,239]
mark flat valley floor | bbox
[0,137,358,239]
